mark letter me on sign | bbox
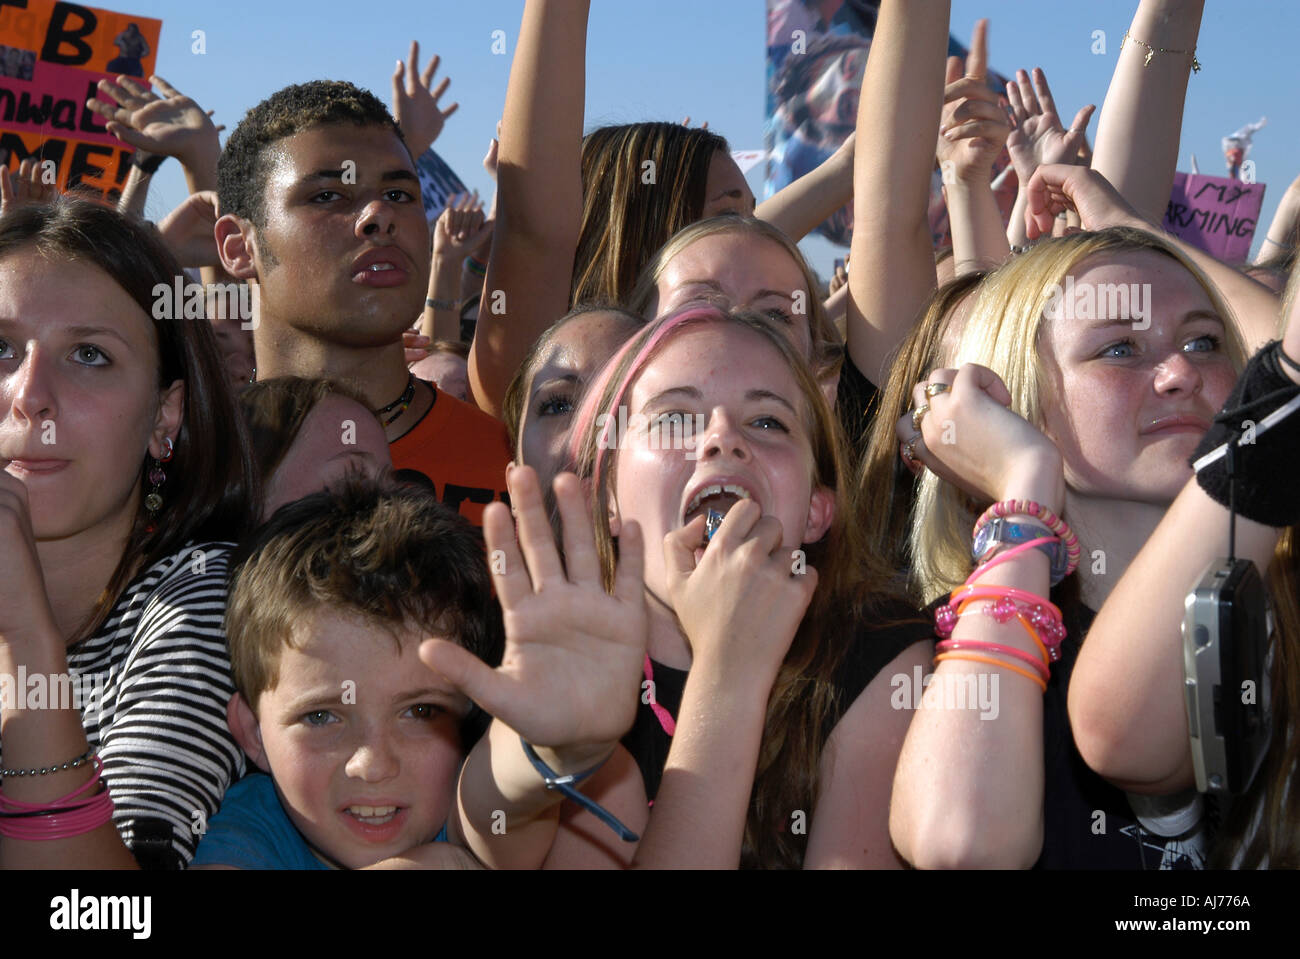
[0,0,162,201]
[1162,172,1266,263]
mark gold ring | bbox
[911,404,930,433]
[924,382,950,398]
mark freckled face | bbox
[246,610,468,870]
[1038,251,1237,504]
[611,323,831,603]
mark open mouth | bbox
[344,804,399,826]
[683,483,753,525]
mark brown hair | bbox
[0,197,259,639]
[238,376,371,484]
[226,476,503,711]
[570,305,905,867]
[573,122,731,305]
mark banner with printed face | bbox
[765,0,1015,249]
[0,0,161,200]
[415,146,469,224]
[1162,172,1266,264]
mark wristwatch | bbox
[973,517,1068,585]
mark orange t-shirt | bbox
[389,382,509,527]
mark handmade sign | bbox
[1163,173,1266,264]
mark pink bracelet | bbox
[974,500,1081,576]
[0,756,115,841]
[936,638,1051,683]
[967,536,1059,583]
[937,588,1067,661]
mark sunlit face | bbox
[235,609,467,870]
[0,248,179,540]
[653,233,813,357]
[246,124,429,348]
[518,310,638,492]
[701,151,755,219]
[610,321,833,603]
[264,393,391,518]
[410,351,469,402]
[1038,251,1237,505]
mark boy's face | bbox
[245,122,430,348]
[232,608,467,869]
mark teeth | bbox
[366,263,396,272]
[685,483,752,516]
[347,805,397,821]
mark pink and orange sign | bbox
[0,0,162,199]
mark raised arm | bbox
[847,0,950,385]
[468,0,588,418]
[1255,172,1300,266]
[936,21,1012,276]
[1090,0,1203,223]
[755,132,855,243]
[1025,163,1281,352]
[889,363,1066,868]
[420,467,646,869]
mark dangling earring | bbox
[145,436,175,514]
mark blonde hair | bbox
[627,215,842,374]
[908,227,1247,602]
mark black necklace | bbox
[374,373,416,426]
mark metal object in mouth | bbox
[704,508,725,542]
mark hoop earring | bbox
[145,436,174,514]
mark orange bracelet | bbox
[955,597,1050,665]
[933,651,1049,693]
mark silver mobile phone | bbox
[1182,557,1270,794]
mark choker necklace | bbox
[374,373,416,426]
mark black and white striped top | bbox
[3,543,245,869]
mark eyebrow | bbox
[642,385,799,417]
[1082,309,1225,332]
[675,281,793,302]
[297,168,419,186]
[529,372,580,400]
[0,321,135,347]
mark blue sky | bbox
[99,0,1295,278]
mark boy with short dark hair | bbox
[214,81,509,526]
[191,471,646,869]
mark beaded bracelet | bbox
[0,756,115,841]
[973,500,1080,576]
[1,746,96,779]
[955,597,1049,664]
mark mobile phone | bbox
[1182,557,1271,795]
[704,508,724,542]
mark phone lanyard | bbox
[643,655,677,736]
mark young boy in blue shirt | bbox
[191,468,647,869]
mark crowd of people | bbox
[1,0,1298,871]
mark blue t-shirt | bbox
[190,773,446,870]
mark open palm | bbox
[420,466,647,751]
[1006,67,1094,184]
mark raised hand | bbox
[663,500,817,689]
[391,40,459,159]
[86,75,220,173]
[1005,67,1095,186]
[419,466,646,764]
[936,20,1011,184]
[0,158,57,214]
[1023,163,1146,240]
[896,364,1064,512]
[156,190,223,268]
[433,193,493,264]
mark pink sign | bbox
[1163,173,1266,263]
[0,61,117,148]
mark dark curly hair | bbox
[217,80,405,229]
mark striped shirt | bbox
[2,543,245,869]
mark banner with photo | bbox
[765,0,1016,248]
[0,0,161,201]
